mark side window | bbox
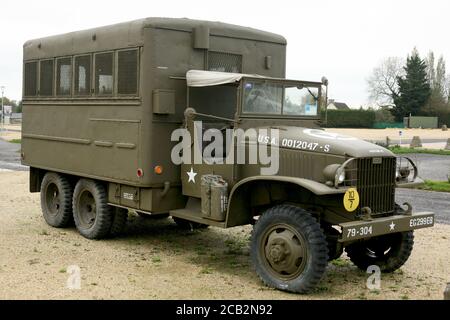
[57,58,72,96]
[24,61,38,97]
[39,59,54,96]
[74,55,91,96]
[95,52,113,95]
[118,49,138,95]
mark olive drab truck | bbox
[22,17,435,293]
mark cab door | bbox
[181,119,235,198]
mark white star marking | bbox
[187,167,198,183]
[389,221,396,231]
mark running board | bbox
[169,197,226,228]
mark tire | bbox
[72,179,113,240]
[109,207,128,237]
[40,172,73,228]
[172,217,209,230]
[251,205,329,294]
[345,231,414,273]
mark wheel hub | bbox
[46,183,60,216]
[263,226,306,278]
[269,243,286,263]
[78,190,97,228]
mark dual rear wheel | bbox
[40,173,127,239]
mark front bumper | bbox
[339,211,434,242]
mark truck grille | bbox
[356,157,396,216]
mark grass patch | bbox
[151,256,162,263]
[330,258,351,267]
[389,146,450,156]
[9,139,21,144]
[418,180,450,193]
[224,237,248,255]
[199,267,214,275]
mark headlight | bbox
[323,164,346,187]
[337,170,346,184]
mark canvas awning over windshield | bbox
[186,70,266,87]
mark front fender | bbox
[225,176,345,227]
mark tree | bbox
[435,56,447,100]
[423,53,447,115]
[367,57,404,106]
[392,48,431,121]
[425,51,435,88]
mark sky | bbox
[1,0,449,107]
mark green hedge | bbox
[321,109,376,128]
[438,112,450,127]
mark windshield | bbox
[242,81,320,116]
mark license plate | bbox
[339,212,434,242]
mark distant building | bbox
[327,100,350,110]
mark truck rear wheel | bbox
[72,179,112,240]
[251,205,329,294]
[345,231,414,273]
[40,172,73,228]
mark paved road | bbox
[406,153,450,181]
[396,188,450,225]
[0,139,28,171]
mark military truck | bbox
[22,17,434,293]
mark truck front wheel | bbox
[345,231,414,273]
[251,205,329,294]
[40,172,73,228]
[72,179,113,239]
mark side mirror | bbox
[321,76,329,86]
[184,107,197,120]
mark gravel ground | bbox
[0,171,449,300]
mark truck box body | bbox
[22,18,286,194]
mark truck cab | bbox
[169,69,434,293]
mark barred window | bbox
[208,51,242,73]
[39,60,54,96]
[75,55,91,96]
[95,52,113,95]
[57,58,72,96]
[24,62,38,97]
[118,50,138,95]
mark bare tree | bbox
[435,55,447,100]
[367,57,405,106]
[425,51,435,87]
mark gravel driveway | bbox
[0,171,449,300]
